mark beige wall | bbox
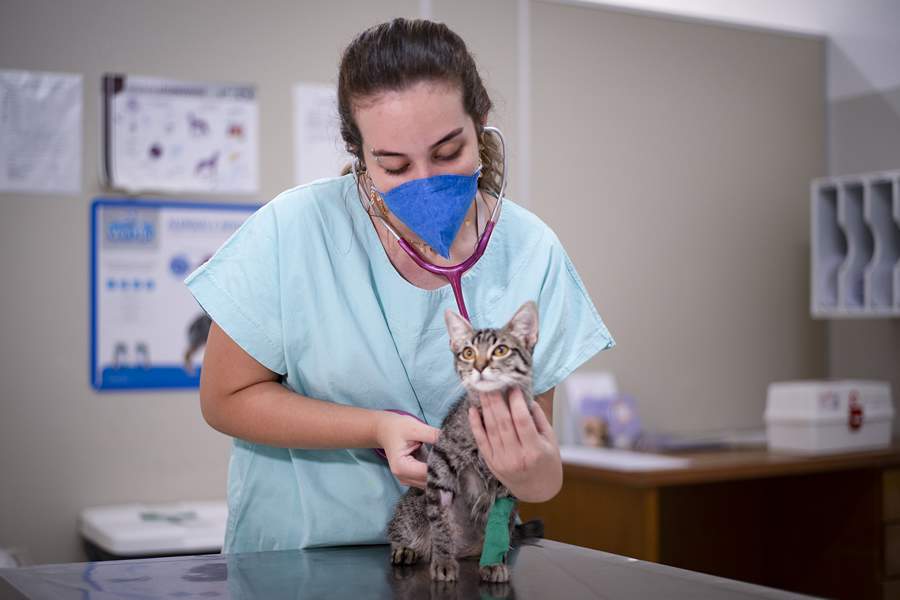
[827,84,900,431]
[1,0,826,564]
[530,2,826,433]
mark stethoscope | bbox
[353,126,508,322]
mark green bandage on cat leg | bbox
[480,497,516,567]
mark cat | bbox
[387,300,541,583]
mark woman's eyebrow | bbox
[371,127,464,157]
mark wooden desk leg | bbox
[643,486,660,563]
[520,479,661,563]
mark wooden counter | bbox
[520,443,900,600]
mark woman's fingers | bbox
[391,452,428,488]
[412,421,441,445]
[403,454,428,488]
[531,400,555,439]
[382,414,440,489]
[468,406,493,460]
[479,392,503,453]
[509,388,539,446]
[482,391,519,451]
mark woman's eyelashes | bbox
[383,164,408,176]
[381,145,465,176]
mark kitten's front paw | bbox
[479,563,509,583]
[390,543,420,565]
[430,557,459,581]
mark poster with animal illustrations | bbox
[90,198,258,390]
[101,74,258,194]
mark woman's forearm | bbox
[201,380,386,449]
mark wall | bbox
[530,1,826,433]
[827,84,900,428]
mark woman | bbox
[186,18,614,552]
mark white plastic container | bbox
[79,501,227,558]
[764,380,894,454]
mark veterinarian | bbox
[186,17,613,552]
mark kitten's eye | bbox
[461,347,475,361]
[492,345,510,358]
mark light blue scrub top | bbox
[185,174,614,552]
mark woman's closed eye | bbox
[383,166,408,176]
[381,144,465,176]
[436,144,464,163]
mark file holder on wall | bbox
[811,169,900,318]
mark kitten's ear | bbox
[505,301,539,351]
[444,309,473,352]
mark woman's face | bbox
[354,80,481,194]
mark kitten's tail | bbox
[512,519,544,545]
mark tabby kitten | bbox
[387,301,539,583]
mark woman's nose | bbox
[410,163,436,181]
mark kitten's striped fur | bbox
[387,301,539,583]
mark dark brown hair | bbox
[338,18,503,196]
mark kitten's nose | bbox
[474,358,488,372]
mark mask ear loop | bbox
[352,158,403,244]
[350,159,379,215]
[366,177,387,219]
[480,126,507,225]
[351,159,372,211]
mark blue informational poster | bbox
[90,198,258,391]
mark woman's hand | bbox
[375,411,440,489]
[468,388,563,503]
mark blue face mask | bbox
[374,167,481,259]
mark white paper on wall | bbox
[292,82,348,185]
[102,74,258,195]
[0,69,82,195]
